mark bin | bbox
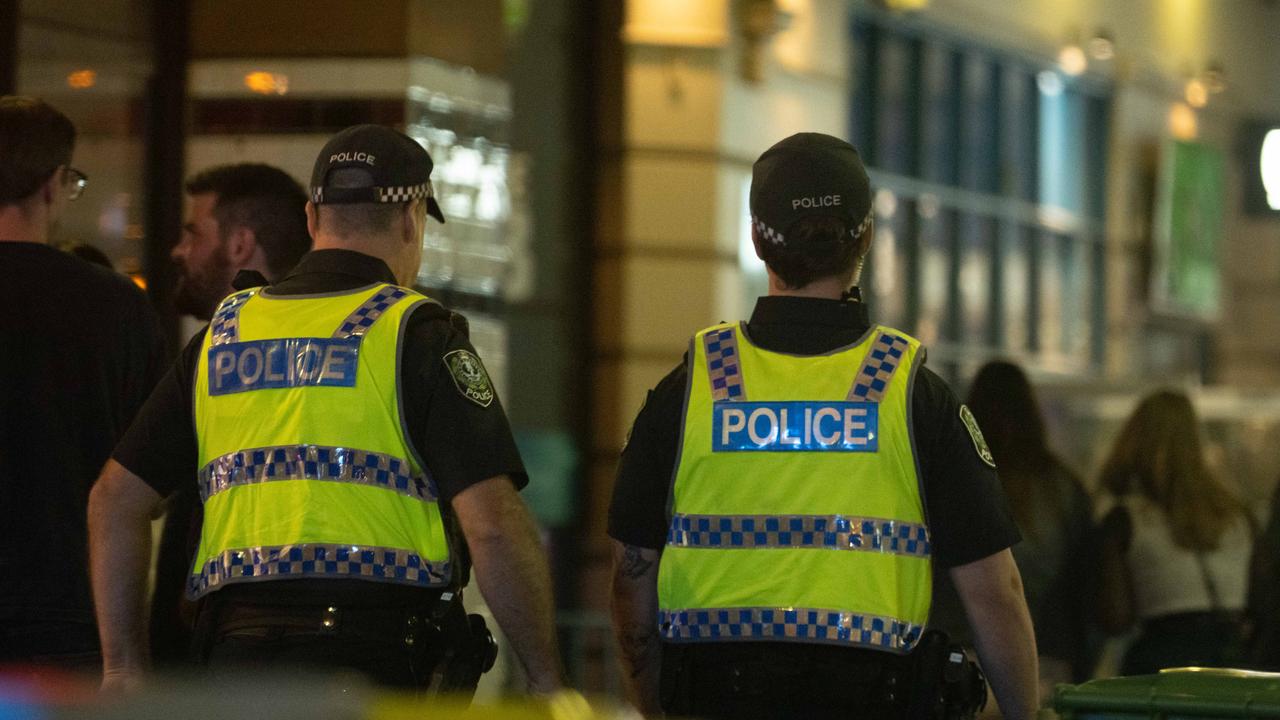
[1053,667,1280,719]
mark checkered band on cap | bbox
[333,285,410,339]
[311,181,435,204]
[188,543,452,599]
[703,326,747,402]
[660,607,924,652]
[847,330,911,403]
[198,443,438,504]
[376,183,430,203]
[752,216,786,245]
[666,513,931,558]
[850,208,874,240]
[209,289,257,346]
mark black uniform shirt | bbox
[608,295,1020,570]
[113,249,527,603]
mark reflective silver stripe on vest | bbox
[198,444,437,504]
[333,285,410,339]
[703,326,747,402]
[659,607,924,652]
[209,289,258,346]
[666,513,930,558]
[847,331,911,402]
[188,543,451,599]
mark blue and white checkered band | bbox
[198,444,437,504]
[209,289,258,346]
[376,183,430,203]
[188,543,452,599]
[847,330,911,403]
[703,327,747,402]
[333,285,410,339]
[659,607,924,652]
[752,216,785,245]
[666,513,931,558]
[850,208,874,240]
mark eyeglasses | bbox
[66,167,88,201]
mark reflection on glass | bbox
[958,213,991,342]
[1001,224,1030,353]
[406,60,532,300]
[918,213,949,346]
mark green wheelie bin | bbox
[1053,667,1280,719]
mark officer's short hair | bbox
[0,96,76,206]
[186,163,311,279]
[756,215,861,290]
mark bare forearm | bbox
[953,550,1039,720]
[969,595,1039,719]
[88,464,159,677]
[610,542,661,715]
[465,499,563,693]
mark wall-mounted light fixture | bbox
[1087,29,1115,61]
[66,69,96,90]
[735,0,787,83]
[1058,41,1087,76]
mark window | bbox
[851,14,1110,377]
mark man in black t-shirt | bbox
[89,125,563,695]
[608,134,1038,719]
[0,96,167,669]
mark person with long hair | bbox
[1096,390,1255,675]
[931,361,1097,703]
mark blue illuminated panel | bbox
[711,401,878,452]
[207,338,361,396]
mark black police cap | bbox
[749,132,872,247]
[310,124,445,223]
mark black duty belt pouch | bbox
[905,630,986,720]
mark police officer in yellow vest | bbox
[608,133,1039,719]
[90,125,564,695]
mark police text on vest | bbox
[208,337,361,396]
[712,401,878,452]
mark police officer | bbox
[90,125,564,695]
[608,133,1038,719]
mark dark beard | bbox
[172,250,231,320]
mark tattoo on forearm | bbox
[620,544,654,579]
[618,621,659,678]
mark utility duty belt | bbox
[193,588,497,697]
[661,630,986,719]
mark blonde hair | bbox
[1098,390,1248,551]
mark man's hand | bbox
[451,475,565,694]
[951,549,1039,720]
[609,540,662,715]
[89,459,163,687]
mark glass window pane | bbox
[868,192,910,328]
[960,54,998,194]
[958,213,993,343]
[917,210,951,346]
[920,43,959,185]
[1000,221,1031,353]
[875,34,914,176]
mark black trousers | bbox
[661,642,912,720]
[200,600,440,691]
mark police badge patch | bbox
[444,350,495,408]
[958,404,996,468]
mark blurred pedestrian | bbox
[609,133,1037,719]
[1096,390,1255,675]
[90,125,563,695]
[0,96,166,670]
[1246,479,1280,669]
[149,163,311,668]
[931,361,1098,702]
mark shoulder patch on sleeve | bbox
[443,349,495,408]
[959,404,996,468]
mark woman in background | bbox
[930,360,1097,704]
[1096,390,1255,675]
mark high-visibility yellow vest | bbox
[658,322,931,654]
[189,283,453,599]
